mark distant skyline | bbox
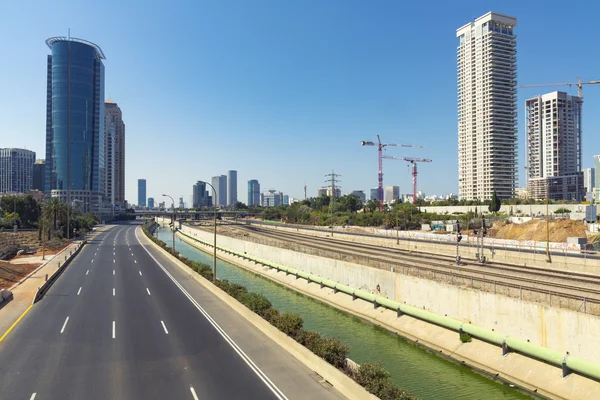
[1,1,599,203]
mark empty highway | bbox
[0,222,342,400]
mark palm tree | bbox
[44,198,67,237]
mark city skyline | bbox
[1,2,599,203]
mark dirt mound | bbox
[488,219,587,242]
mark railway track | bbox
[218,223,600,302]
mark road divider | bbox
[33,241,85,304]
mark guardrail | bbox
[33,241,85,303]
[177,228,600,383]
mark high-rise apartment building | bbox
[594,156,600,201]
[457,12,517,200]
[247,179,260,206]
[583,168,595,195]
[384,186,400,203]
[193,181,211,208]
[526,91,583,201]
[148,197,155,209]
[138,179,146,207]
[211,175,227,206]
[105,100,125,209]
[45,36,106,214]
[370,188,378,200]
[0,149,36,193]
[227,170,237,205]
[32,159,46,192]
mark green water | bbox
[157,227,531,399]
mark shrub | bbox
[460,332,472,343]
[262,308,280,323]
[228,283,248,300]
[272,313,304,338]
[240,292,272,316]
[354,362,414,400]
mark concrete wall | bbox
[181,222,600,364]
[419,203,596,217]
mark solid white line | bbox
[77,287,82,295]
[146,288,151,295]
[112,321,115,339]
[161,320,169,334]
[190,386,199,400]
[139,271,142,276]
[86,270,89,275]
[134,228,287,400]
[60,317,69,333]
[30,393,37,400]
[113,288,115,296]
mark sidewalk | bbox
[0,226,110,339]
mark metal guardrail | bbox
[177,228,600,382]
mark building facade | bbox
[317,187,327,197]
[247,179,260,206]
[105,100,125,209]
[594,156,600,201]
[370,188,378,200]
[227,170,237,206]
[32,159,46,192]
[211,175,227,206]
[262,190,283,207]
[384,186,400,203]
[193,181,211,208]
[0,148,36,193]
[457,12,518,200]
[350,190,366,203]
[583,168,595,195]
[45,36,106,214]
[526,91,583,201]
[148,197,155,209]
[138,179,146,207]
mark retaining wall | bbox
[181,223,600,365]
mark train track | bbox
[214,223,600,302]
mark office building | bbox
[193,181,211,208]
[32,159,46,191]
[104,113,115,210]
[526,91,583,201]
[317,187,327,197]
[583,168,595,195]
[283,195,289,206]
[248,179,260,206]
[384,186,400,203]
[45,36,106,213]
[594,156,600,201]
[138,179,146,207]
[326,187,341,198]
[227,170,237,205]
[148,197,155,209]
[457,13,518,200]
[0,148,35,193]
[179,197,184,209]
[105,99,125,209]
[350,190,366,203]
[262,190,283,207]
[370,188,378,200]
[211,175,227,206]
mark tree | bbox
[488,191,501,213]
[234,201,247,210]
[44,198,66,232]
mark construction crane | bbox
[382,155,432,204]
[361,135,423,211]
[519,77,600,98]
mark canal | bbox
[157,227,530,399]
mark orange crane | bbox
[361,135,423,211]
[382,155,432,204]
[519,77,600,98]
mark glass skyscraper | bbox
[138,179,147,207]
[45,36,106,214]
[248,179,260,206]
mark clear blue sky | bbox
[1,1,599,204]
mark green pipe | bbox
[505,337,564,366]
[462,324,504,346]
[376,297,399,310]
[322,278,337,289]
[308,274,324,284]
[334,283,355,296]
[566,356,600,381]
[355,289,377,303]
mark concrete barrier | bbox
[33,242,84,304]
[0,289,13,305]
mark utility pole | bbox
[325,170,342,215]
[304,182,307,200]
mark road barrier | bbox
[33,242,84,303]
[177,228,600,383]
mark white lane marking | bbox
[86,270,89,275]
[113,259,115,264]
[113,288,115,296]
[146,288,151,296]
[30,393,37,400]
[135,228,287,400]
[161,320,169,334]
[139,271,142,276]
[112,321,115,339]
[91,259,94,263]
[190,386,199,400]
[60,317,69,333]
[113,270,115,275]
[134,260,137,264]
[77,287,82,295]
[113,252,115,256]
[94,252,97,256]
[131,253,134,256]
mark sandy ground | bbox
[487,219,587,242]
[0,245,68,289]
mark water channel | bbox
[156,227,530,399]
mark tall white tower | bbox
[457,12,518,201]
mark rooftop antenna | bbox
[304,181,307,200]
[68,28,71,40]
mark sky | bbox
[1,0,600,204]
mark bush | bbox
[272,313,303,338]
[262,308,280,323]
[240,292,272,316]
[354,362,415,400]
[460,332,472,343]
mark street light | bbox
[545,180,558,263]
[199,181,218,282]
[162,194,176,251]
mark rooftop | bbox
[45,36,106,60]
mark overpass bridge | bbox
[135,210,259,221]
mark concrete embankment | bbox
[171,220,600,400]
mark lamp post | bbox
[395,205,399,245]
[199,181,218,282]
[162,194,176,251]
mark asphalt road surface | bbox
[0,222,343,400]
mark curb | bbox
[138,226,377,400]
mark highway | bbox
[0,222,342,400]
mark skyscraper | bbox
[594,156,600,201]
[105,99,125,209]
[45,36,106,213]
[583,168,595,195]
[32,159,46,192]
[227,170,237,205]
[138,179,146,207]
[0,149,35,193]
[457,13,517,200]
[193,181,211,208]
[211,175,227,206]
[526,91,583,201]
[384,186,400,203]
[148,197,155,209]
[247,179,260,206]
[370,188,378,200]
